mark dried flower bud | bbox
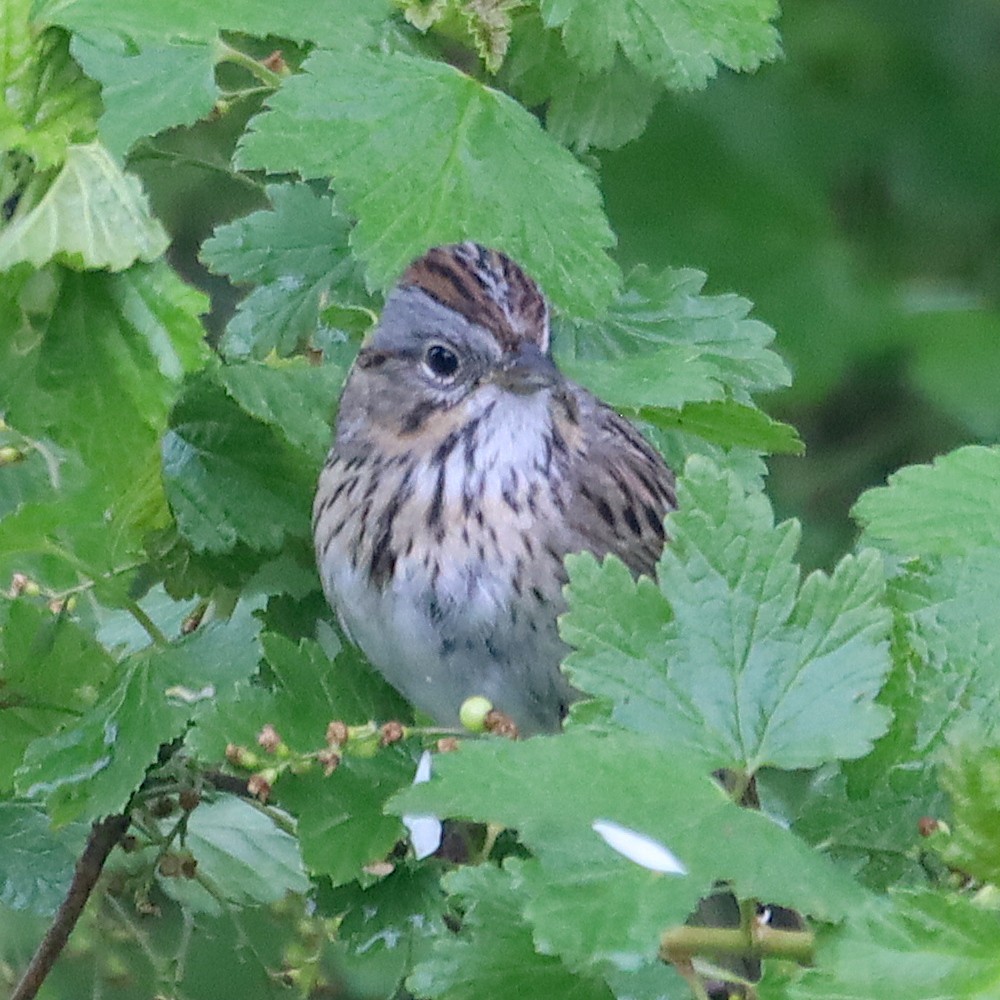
[158,854,182,877]
[247,771,274,801]
[918,816,941,837]
[10,572,28,596]
[181,605,206,635]
[257,724,282,753]
[484,709,519,740]
[262,50,288,73]
[317,748,341,776]
[326,720,349,747]
[380,720,405,746]
[178,789,201,812]
[436,737,460,753]
[150,796,176,818]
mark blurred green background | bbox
[602,0,1000,568]
[136,0,1000,571]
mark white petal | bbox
[403,752,441,859]
[592,819,687,875]
[404,814,442,860]
[414,750,433,784]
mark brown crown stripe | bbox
[401,242,549,352]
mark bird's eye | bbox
[424,343,460,379]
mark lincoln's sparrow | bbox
[313,243,676,733]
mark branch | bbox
[11,813,130,1000]
[660,923,815,966]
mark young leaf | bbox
[0,1,100,168]
[0,143,168,272]
[939,736,1000,886]
[392,732,864,972]
[538,0,781,89]
[561,457,892,774]
[236,48,619,316]
[853,445,1000,558]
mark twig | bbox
[660,923,815,965]
[11,812,130,1000]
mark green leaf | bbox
[561,457,892,774]
[236,48,619,316]
[322,862,446,959]
[0,143,169,272]
[0,600,115,792]
[217,360,342,465]
[553,266,790,410]
[179,794,309,904]
[756,765,943,894]
[187,629,412,885]
[504,16,660,152]
[391,731,864,972]
[35,0,391,47]
[538,0,781,89]
[939,736,1000,886]
[15,602,262,824]
[278,755,412,886]
[162,370,316,554]
[0,2,100,168]
[903,552,1000,752]
[786,890,1000,1000]
[0,264,210,579]
[0,802,87,914]
[853,445,1000,557]
[644,400,804,455]
[408,865,614,1000]
[260,631,412,734]
[70,32,216,158]
[190,629,410,762]
[200,184,371,359]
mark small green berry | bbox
[460,695,493,732]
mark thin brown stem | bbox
[11,812,130,1000]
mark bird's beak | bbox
[491,342,559,395]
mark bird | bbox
[313,242,675,734]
